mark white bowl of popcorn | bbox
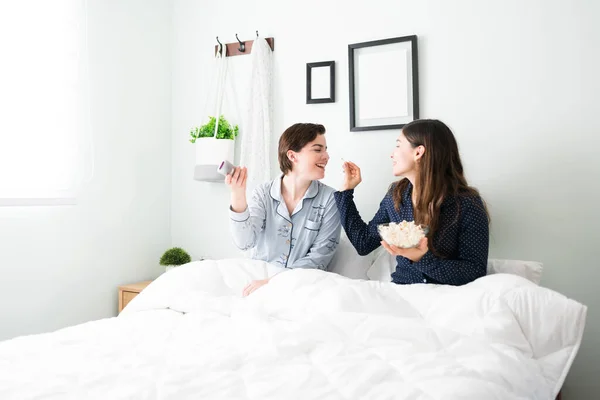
[377,221,429,249]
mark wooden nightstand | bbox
[118,280,153,313]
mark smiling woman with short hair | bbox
[227,123,341,296]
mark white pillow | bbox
[366,251,544,285]
[328,231,370,280]
[367,247,394,282]
[486,258,543,284]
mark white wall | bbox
[172,0,600,397]
[0,0,173,340]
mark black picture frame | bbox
[306,61,335,104]
[348,35,419,131]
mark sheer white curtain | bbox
[0,0,93,205]
[240,35,273,192]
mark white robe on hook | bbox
[240,35,273,192]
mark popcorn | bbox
[378,221,428,249]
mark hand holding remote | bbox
[225,165,248,213]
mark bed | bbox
[0,253,586,399]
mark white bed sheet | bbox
[0,259,587,400]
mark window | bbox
[0,0,93,206]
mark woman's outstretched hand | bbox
[340,161,362,191]
[225,166,247,193]
[226,166,248,213]
[242,278,269,297]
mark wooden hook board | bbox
[214,37,274,57]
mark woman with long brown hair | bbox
[334,119,489,285]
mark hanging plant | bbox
[189,115,239,143]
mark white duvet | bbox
[0,259,587,400]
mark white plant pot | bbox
[165,265,176,273]
[195,137,235,166]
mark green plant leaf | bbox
[189,115,238,142]
[159,247,192,266]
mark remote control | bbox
[216,160,235,176]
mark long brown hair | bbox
[392,119,489,256]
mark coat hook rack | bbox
[235,33,245,52]
[214,33,275,58]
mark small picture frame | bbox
[348,35,419,131]
[306,61,335,104]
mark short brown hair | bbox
[278,123,326,174]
